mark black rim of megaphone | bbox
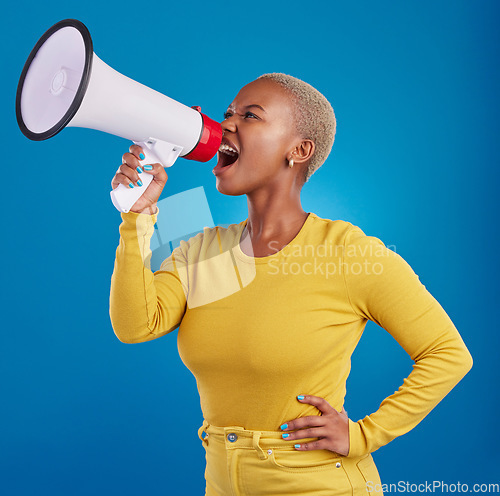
[16,19,93,141]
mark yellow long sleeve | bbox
[342,226,473,457]
[109,211,187,344]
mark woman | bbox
[109,73,473,495]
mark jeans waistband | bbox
[197,419,321,460]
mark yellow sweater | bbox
[109,210,472,458]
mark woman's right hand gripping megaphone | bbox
[111,144,169,215]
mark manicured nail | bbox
[129,183,134,188]
[294,444,301,449]
[139,153,145,160]
[280,423,288,431]
[297,395,305,400]
[143,165,153,171]
[136,166,143,174]
[137,180,143,187]
[282,433,289,439]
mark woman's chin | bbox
[215,179,244,197]
[215,174,250,197]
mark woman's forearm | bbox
[109,210,186,344]
[347,324,472,457]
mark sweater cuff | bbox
[120,208,159,233]
[347,418,367,458]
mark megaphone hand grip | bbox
[110,138,183,213]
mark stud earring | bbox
[288,158,294,168]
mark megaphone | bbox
[16,19,223,213]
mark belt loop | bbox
[198,419,210,445]
[252,431,268,460]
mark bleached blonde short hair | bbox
[256,73,336,183]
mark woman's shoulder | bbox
[308,212,365,242]
[307,213,397,260]
[310,212,393,251]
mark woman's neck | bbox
[243,192,308,241]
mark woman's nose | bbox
[222,117,237,134]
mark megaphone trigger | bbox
[135,138,184,168]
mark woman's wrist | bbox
[130,204,158,215]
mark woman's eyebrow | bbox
[227,104,266,113]
[245,104,266,113]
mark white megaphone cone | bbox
[16,19,223,213]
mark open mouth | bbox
[218,143,239,168]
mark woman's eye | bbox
[223,111,258,120]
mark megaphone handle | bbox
[109,142,161,213]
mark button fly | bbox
[227,433,238,442]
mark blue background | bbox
[2,0,498,494]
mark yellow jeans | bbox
[198,419,384,495]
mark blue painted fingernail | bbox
[143,165,153,171]
[280,423,288,430]
[137,166,143,174]
[294,444,301,449]
[139,153,145,160]
[137,180,143,187]
[129,183,134,188]
[297,395,305,400]
[282,433,289,439]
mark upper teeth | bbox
[219,143,238,155]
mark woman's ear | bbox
[289,139,315,165]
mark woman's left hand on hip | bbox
[279,394,350,456]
